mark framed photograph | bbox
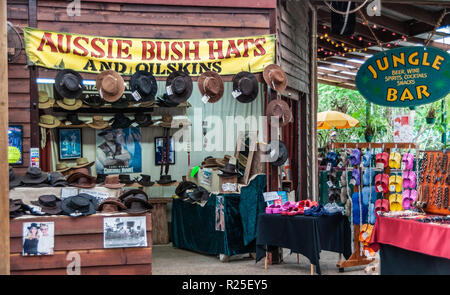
[58,128,82,160]
[155,136,175,165]
[103,216,147,248]
[22,222,55,256]
[8,125,23,165]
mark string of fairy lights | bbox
[317,23,409,61]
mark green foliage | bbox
[318,84,449,150]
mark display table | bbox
[370,216,450,275]
[10,213,152,275]
[255,213,352,274]
[172,175,266,257]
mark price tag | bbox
[201,94,210,104]
[390,185,396,192]
[327,181,334,188]
[99,88,103,99]
[377,185,383,192]
[401,162,406,170]
[132,90,142,102]
[350,179,356,186]
[362,232,369,241]
[326,163,332,171]
[166,85,173,96]
[338,162,344,168]
[231,89,242,98]
[376,163,385,170]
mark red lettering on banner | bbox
[171,42,183,61]
[37,32,58,52]
[73,37,89,56]
[106,39,114,59]
[156,41,170,61]
[117,40,132,60]
[237,39,254,57]
[184,41,200,61]
[142,41,156,60]
[207,40,224,60]
[91,38,105,58]
[254,38,266,56]
[57,34,71,53]
[225,40,241,59]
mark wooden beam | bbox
[318,73,355,84]
[318,79,357,90]
[383,4,448,26]
[318,61,358,73]
[358,9,414,36]
[318,56,363,68]
[0,0,10,275]
[317,68,356,80]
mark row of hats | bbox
[175,181,210,203]
[326,150,416,170]
[10,189,153,218]
[39,112,154,129]
[45,64,288,107]
[10,167,67,190]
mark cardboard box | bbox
[219,175,238,194]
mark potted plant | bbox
[364,124,374,142]
[426,107,436,124]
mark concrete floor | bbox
[152,243,375,275]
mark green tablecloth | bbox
[172,175,266,256]
[319,170,353,205]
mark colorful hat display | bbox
[232,71,259,103]
[39,115,61,129]
[54,69,84,99]
[266,99,292,127]
[263,64,287,92]
[96,70,125,103]
[197,71,224,103]
[38,91,55,109]
[130,71,158,103]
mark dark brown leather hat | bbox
[198,71,224,103]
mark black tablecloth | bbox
[256,213,352,274]
[380,244,450,275]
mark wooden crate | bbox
[10,213,152,275]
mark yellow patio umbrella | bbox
[317,110,359,130]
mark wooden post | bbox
[310,264,314,275]
[0,0,11,275]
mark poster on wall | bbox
[103,216,147,248]
[8,125,23,165]
[58,128,82,160]
[155,136,175,165]
[96,128,142,175]
[393,115,414,143]
[22,222,55,256]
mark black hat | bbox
[27,222,40,230]
[123,193,153,214]
[232,71,259,103]
[130,71,158,103]
[165,71,193,104]
[186,186,210,202]
[267,140,289,167]
[155,94,180,107]
[10,199,30,218]
[119,189,148,202]
[138,174,155,187]
[31,195,62,215]
[134,112,153,128]
[81,94,105,108]
[175,181,198,199]
[157,174,176,185]
[219,163,238,177]
[111,95,131,109]
[49,172,68,187]
[61,193,97,217]
[96,173,107,184]
[9,167,22,190]
[62,113,84,126]
[54,69,84,99]
[119,174,135,185]
[109,113,133,129]
[22,167,49,185]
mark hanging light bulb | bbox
[373,24,377,29]
[392,32,396,36]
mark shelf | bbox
[56,121,190,129]
[43,102,191,114]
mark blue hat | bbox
[363,168,375,186]
[352,192,368,225]
[362,151,373,167]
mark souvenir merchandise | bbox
[267,140,289,167]
[130,71,158,103]
[109,113,133,129]
[81,94,105,108]
[49,172,68,187]
[96,70,125,103]
[10,199,31,218]
[30,195,62,215]
[350,149,361,166]
[389,152,402,169]
[97,197,127,213]
[87,116,110,129]
[62,113,85,126]
[157,174,176,185]
[54,69,84,99]
[197,71,224,103]
[263,64,287,92]
[103,175,126,189]
[118,174,135,185]
[266,99,292,127]
[38,115,61,129]
[38,91,55,109]
[55,162,72,175]
[61,193,97,217]
[21,167,49,187]
[133,113,153,128]
[56,97,83,111]
[375,152,389,169]
[164,71,193,104]
[137,174,155,187]
[66,168,96,188]
[232,71,259,103]
[325,151,338,168]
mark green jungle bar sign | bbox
[356,46,450,107]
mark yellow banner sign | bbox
[24,27,276,76]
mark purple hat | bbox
[351,168,360,186]
[350,149,361,166]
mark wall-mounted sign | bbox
[356,46,450,107]
[24,27,275,76]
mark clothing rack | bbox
[329,142,417,271]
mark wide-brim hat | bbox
[118,174,134,185]
[22,167,48,184]
[38,91,55,109]
[232,71,259,103]
[111,96,131,108]
[73,157,95,169]
[110,113,133,129]
[118,189,149,202]
[187,186,210,202]
[267,140,289,167]
[263,64,287,92]
[61,194,97,216]
[157,174,176,185]
[155,94,180,107]
[165,71,193,104]
[130,71,158,102]
[87,116,110,129]
[63,113,85,126]
[49,172,67,187]
[96,70,125,103]
[134,113,153,127]
[9,167,22,189]
[219,163,238,175]
[67,169,96,188]
[266,99,292,127]
[39,115,61,128]
[198,71,224,103]
[97,197,127,212]
[54,69,84,99]
[30,195,62,215]
[104,175,126,189]
[56,97,83,110]
[55,162,71,173]
[175,181,198,198]
[81,94,105,108]
[123,194,153,214]
[138,174,155,187]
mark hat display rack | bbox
[325,142,418,272]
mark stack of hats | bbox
[219,162,239,178]
[97,197,127,213]
[10,199,31,218]
[49,172,68,187]
[56,157,95,178]
[201,155,229,169]
[175,181,210,203]
[119,189,153,214]
[67,168,96,188]
[21,167,49,187]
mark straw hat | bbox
[72,157,95,169]
[96,70,125,103]
[38,91,55,109]
[39,115,61,128]
[263,64,287,92]
[56,97,83,110]
[87,116,110,129]
[56,162,71,173]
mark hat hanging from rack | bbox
[96,70,125,103]
[232,71,259,103]
[54,69,84,99]
[197,71,224,103]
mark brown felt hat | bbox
[263,64,287,92]
[103,175,125,189]
[96,70,125,103]
[97,197,127,213]
[197,71,224,103]
[67,168,96,188]
[266,99,292,127]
